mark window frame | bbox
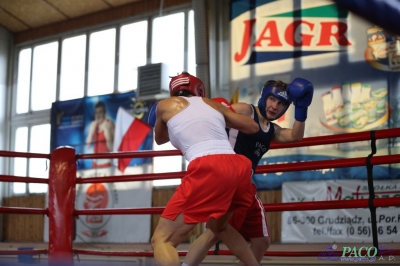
[7,5,194,196]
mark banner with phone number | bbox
[281,180,400,243]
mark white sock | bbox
[181,263,190,266]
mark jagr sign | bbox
[234,19,351,62]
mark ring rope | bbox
[0,128,399,262]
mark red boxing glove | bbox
[212,97,236,113]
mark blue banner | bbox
[51,91,155,170]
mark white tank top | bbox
[167,97,235,162]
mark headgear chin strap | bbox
[169,71,206,97]
[258,82,292,121]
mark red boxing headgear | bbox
[169,71,206,97]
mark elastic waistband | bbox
[185,139,235,162]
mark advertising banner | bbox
[50,91,155,171]
[74,167,153,243]
[281,180,400,243]
[47,91,156,243]
[44,168,153,243]
[230,0,400,189]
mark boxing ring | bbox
[1,128,400,265]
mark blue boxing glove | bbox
[148,102,158,127]
[286,78,314,122]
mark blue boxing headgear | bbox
[257,80,292,120]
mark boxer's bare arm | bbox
[203,98,258,134]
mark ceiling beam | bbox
[0,5,32,30]
[43,0,71,19]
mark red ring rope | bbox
[0,128,399,263]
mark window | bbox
[118,21,147,92]
[151,11,195,186]
[10,8,195,194]
[16,49,31,114]
[153,141,183,187]
[152,12,185,75]
[12,127,28,193]
[60,35,86,101]
[31,42,58,111]
[28,124,51,193]
[88,29,116,96]
[187,10,196,75]
[12,125,50,194]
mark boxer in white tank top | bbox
[167,96,235,162]
[150,72,261,266]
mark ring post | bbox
[48,146,76,265]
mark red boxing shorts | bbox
[162,154,253,224]
[229,184,270,241]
